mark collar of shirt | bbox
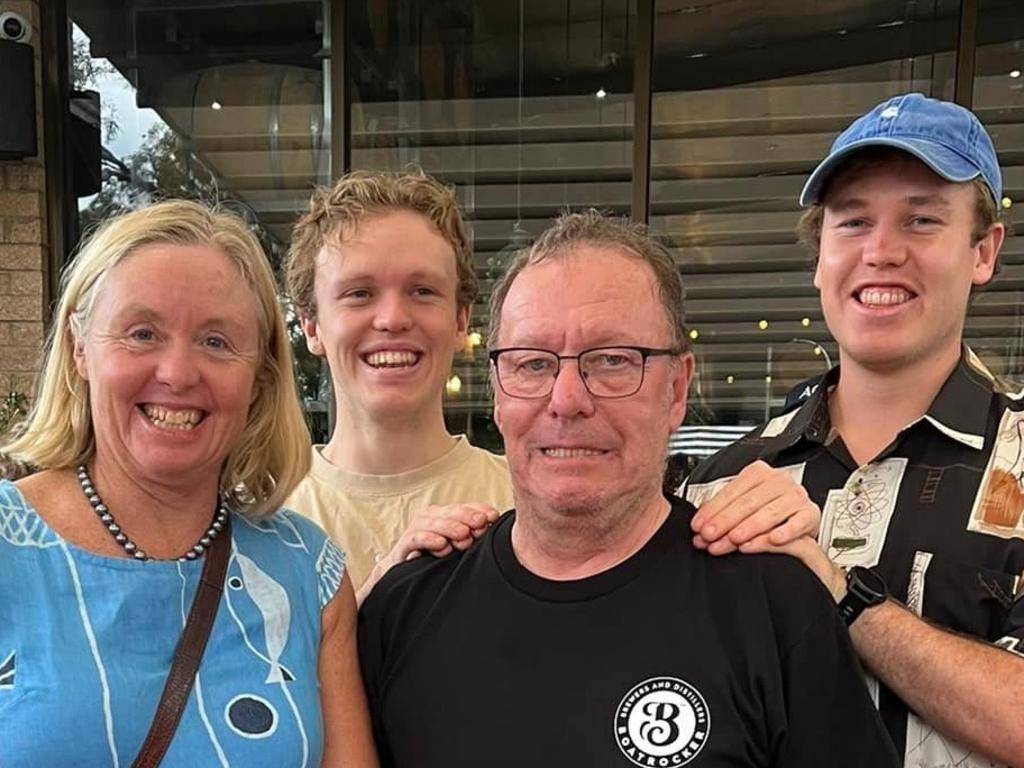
[770,345,994,457]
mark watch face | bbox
[851,566,887,601]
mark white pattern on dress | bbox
[223,543,309,767]
[177,562,230,767]
[0,488,59,548]
[315,539,346,608]
[234,514,309,552]
[0,650,14,689]
[60,541,120,767]
[278,672,308,768]
[232,550,293,684]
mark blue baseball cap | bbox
[800,93,1002,207]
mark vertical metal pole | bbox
[323,0,350,437]
[631,0,655,223]
[954,0,978,107]
[329,0,350,177]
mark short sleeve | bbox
[315,536,346,609]
[774,608,901,766]
[266,509,347,610]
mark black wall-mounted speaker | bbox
[0,39,37,160]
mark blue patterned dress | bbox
[0,479,346,767]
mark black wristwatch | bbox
[837,566,888,627]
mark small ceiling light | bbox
[211,101,223,110]
[468,331,482,347]
[801,317,811,327]
[1011,70,1022,79]
[595,88,607,99]
[726,375,734,384]
[1002,196,1013,209]
[813,346,822,356]
[446,375,462,395]
[758,319,769,330]
[688,329,699,340]
[764,375,773,383]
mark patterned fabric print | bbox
[683,462,806,509]
[682,348,1024,768]
[820,458,907,568]
[0,482,344,768]
[905,719,1001,768]
[0,651,13,690]
[759,408,801,439]
[234,513,311,552]
[315,539,346,609]
[0,485,57,704]
[0,483,59,548]
[225,542,298,686]
[903,550,1001,768]
[995,635,1024,658]
[969,409,1024,540]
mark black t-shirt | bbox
[359,498,899,767]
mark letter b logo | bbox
[639,701,682,746]
[615,677,710,766]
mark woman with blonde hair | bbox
[0,200,377,767]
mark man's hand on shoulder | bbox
[357,503,500,605]
[690,460,821,554]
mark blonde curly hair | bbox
[285,169,476,317]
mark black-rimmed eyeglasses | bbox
[488,346,681,399]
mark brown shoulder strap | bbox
[132,516,232,768]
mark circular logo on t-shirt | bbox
[613,676,710,766]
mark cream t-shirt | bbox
[286,435,514,589]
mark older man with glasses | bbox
[358,211,898,768]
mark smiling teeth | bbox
[542,448,604,457]
[366,351,418,367]
[142,405,202,431]
[859,288,911,306]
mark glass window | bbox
[348,0,637,451]
[67,0,331,438]
[973,0,1024,383]
[650,0,960,459]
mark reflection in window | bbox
[349,1,637,451]
[650,0,960,457]
[973,0,1024,385]
[67,1,331,439]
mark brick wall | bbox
[0,0,46,399]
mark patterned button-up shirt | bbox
[682,347,1024,767]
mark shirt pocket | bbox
[916,553,1020,642]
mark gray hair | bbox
[487,210,689,350]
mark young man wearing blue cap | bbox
[684,93,1024,766]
